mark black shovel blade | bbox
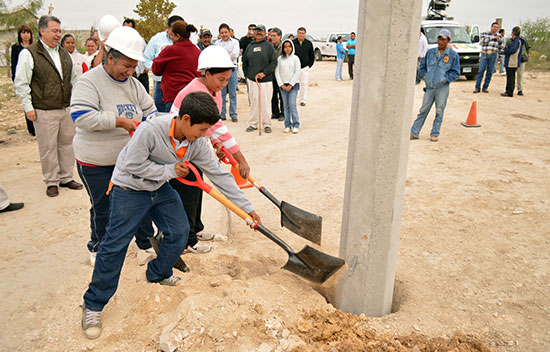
[280,201,323,245]
[282,245,345,284]
[150,234,190,273]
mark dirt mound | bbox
[291,310,491,352]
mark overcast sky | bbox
[6,0,550,39]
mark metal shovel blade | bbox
[282,245,345,284]
[280,201,323,245]
[150,233,190,273]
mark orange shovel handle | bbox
[179,161,256,227]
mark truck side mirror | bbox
[472,35,479,43]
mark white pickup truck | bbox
[313,32,351,61]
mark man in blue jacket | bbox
[501,26,524,98]
[411,29,460,142]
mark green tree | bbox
[133,0,176,41]
[0,0,43,33]
[520,17,550,56]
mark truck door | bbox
[470,25,480,43]
[324,34,336,55]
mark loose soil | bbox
[0,62,548,351]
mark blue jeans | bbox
[153,80,167,112]
[411,84,449,138]
[280,84,300,129]
[76,163,152,253]
[83,183,189,311]
[475,52,498,90]
[336,58,344,80]
[221,68,238,119]
[416,58,423,84]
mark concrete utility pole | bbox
[334,0,422,316]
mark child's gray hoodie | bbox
[111,113,253,213]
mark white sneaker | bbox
[82,303,102,339]
[283,127,291,133]
[292,127,299,134]
[89,252,96,266]
[184,242,212,254]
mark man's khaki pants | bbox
[298,66,310,104]
[247,79,272,129]
[516,62,526,92]
[0,184,10,210]
[34,108,75,187]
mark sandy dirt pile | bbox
[0,62,548,351]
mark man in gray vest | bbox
[14,15,82,197]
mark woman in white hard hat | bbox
[168,45,251,254]
[70,26,156,268]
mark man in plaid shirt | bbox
[473,22,504,93]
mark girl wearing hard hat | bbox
[70,26,156,268]
[168,45,251,254]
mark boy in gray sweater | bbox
[81,92,260,340]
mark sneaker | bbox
[159,275,182,286]
[264,126,272,133]
[220,116,227,121]
[197,231,216,241]
[292,127,299,134]
[0,202,24,213]
[231,116,238,122]
[278,116,285,121]
[410,135,418,140]
[184,242,212,254]
[517,91,523,96]
[89,252,96,266]
[81,303,102,340]
[473,89,480,94]
[246,126,257,132]
[283,127,291,133]
[300,102,306,106]
[430,136,439,142]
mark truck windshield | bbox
[425,26,471,44]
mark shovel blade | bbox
[282,245,345,284]
[280,201,323,245]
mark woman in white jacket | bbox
[275,39,301,133]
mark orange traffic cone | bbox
[461,101,481,127]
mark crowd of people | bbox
[412,22,531,141]
[4,13,332,340]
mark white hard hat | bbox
[98,15,121,41]
[197,45,235,70]
[105,26,146,61]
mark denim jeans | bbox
[336,58,344,80]
[475,52,498,90]
[221,68,238,119]
[410,84,449,138]
[165,101,173,113]
[83,183,189,311]
[76,163,152,253]
[415,58,423,84]
[153,80,167,112]
[280,84,300,129]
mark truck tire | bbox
[314,49,322,61]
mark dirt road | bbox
[0,62,548,351]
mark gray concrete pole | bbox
[334,0,422,316]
